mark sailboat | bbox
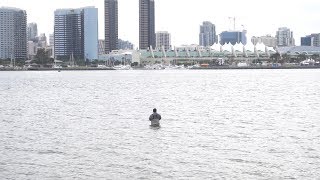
[10,53,15,69]
[67,52,76,68]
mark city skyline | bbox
[2,0,320,47]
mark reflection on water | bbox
[0,70,320,179]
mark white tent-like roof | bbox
[244,41,255,52]
[233,42,244,53]
[211,43,222,52]
[256,42,266,53]
[222,42,233,53]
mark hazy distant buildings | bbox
[156,31,171,50]
[276,27,295,47]
[54,7,98,61]
[199,21,216,47]
[27,23,38,41]
[105,0,118,53]
[251,35,277,48]
[139,0,155,50]
[220,30,247,45]
[37,33,47,48]
[118,39,134,50]
[0,7,27,60]
[98,39,105,55]
[49,34,54,47]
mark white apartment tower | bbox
[156,31,171,51]
[276,27,295,47]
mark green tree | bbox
[270,52,281,63]
[35,48,51,65]
[311,54,319,60]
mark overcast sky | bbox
[1,0,320,47]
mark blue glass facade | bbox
[301,36,312,46]
[220,31,247,45]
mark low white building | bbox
[99,50,141,65]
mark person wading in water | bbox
[149,108,161,127]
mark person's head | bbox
[153,108,157,113]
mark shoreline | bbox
[1,66,320,71]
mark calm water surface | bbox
[0,70,320,179]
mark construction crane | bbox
[228,17,236,31]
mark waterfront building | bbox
[199,21,216,47]
[301,36,313,46]
[220,30,247,45]
[0,7,27,60]
[98,49,140,65]
[311,34,320,47]
[27,41,37,59]
[118,39,134,50]
[301,34,320,47]
[277,46,320,56]
[54,7,98,61]
[276,27,295,47]
[139,0,155,50]
[251,35,277,48]
[27,23,38,41]
[140,42,276,65]
[105,0,118,53]
[156,31,171,51]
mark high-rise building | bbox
[276,27,295,47]
[54,7,98,61]
[251,35,277,48]
[139,0,155,50]
[27,23,38,41]
[0,7,27,60]
[199,21,216,47]
[301,36,313,46]
[156,31,171,50]
[105,0,118,53]
[310,33,320,47]
[220,30,247,45]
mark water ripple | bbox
[0,70,320,179]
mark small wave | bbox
[38,150,65,155]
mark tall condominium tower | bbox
[139,0,155,50]
[276,27,295,47]
[0,7,27,60]
[54,7,98,61]
[199,21,216,47]
[105,0,118,53]
[27,23,38,41]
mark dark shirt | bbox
[149,112,161,121]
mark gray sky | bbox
[1,0,320,47]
